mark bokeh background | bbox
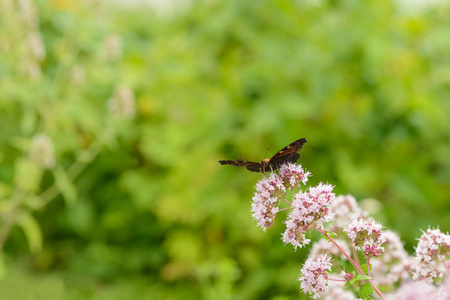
[1,0,450,299]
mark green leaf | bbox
[14,158,43,193]
[355,275,373,281]
[359,282,374,298]
[361,263,373,274]
[361,264,368,274]
[322,231,337,241]
[53,166,77,205]
[325,231,337,238]
[17,212,43,253]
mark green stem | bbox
[36,142,102,209]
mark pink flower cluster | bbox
[387,279,450,300]
[251,173,285,231]
[251,163,310,231]
[282,183,336,249]
[278,162,310,189]
[299,254,332,299]
[248,164,450,299]
[371,230,411,287]
[411,228,450,283]
[320,281,356,300]
[344,218,385,257]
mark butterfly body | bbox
[219,138,307,173]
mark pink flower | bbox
[251,173,286,231]
[344,219,385,257]
[282,183,336,249]
[411,260,444,284]
[437,278,450,299]
[278,162,310,189]
[327,194,366,232]
[371,230,412,287]
[340,270,354,282]
[386,281,438,300]
[299,254,332,299]
[321,281,357,300]
[411,228,450,283]
[415,228,450,264]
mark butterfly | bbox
[219,138,307,173]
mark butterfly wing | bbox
[245,163,264,172]
[285,152,301,163]
[268,138,306,168]
[219,138,307,173]
[219,160,263,172]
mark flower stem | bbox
[278,207,293,212]
[328,278,347,282]
[316,228,386,300]
[439,254,450,275]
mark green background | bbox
[1,0,450,299]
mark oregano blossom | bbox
[251,173,285,231]
[299,254,333,299]
[344,219,385,258]
[278,162,310,189]
[411,228,450,283]
[283,182,336,249]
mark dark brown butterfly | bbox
[219,138,307,173]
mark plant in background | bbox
[0,0,134,258]
[250,162,450,299]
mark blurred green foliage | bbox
[1,0,450,299]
